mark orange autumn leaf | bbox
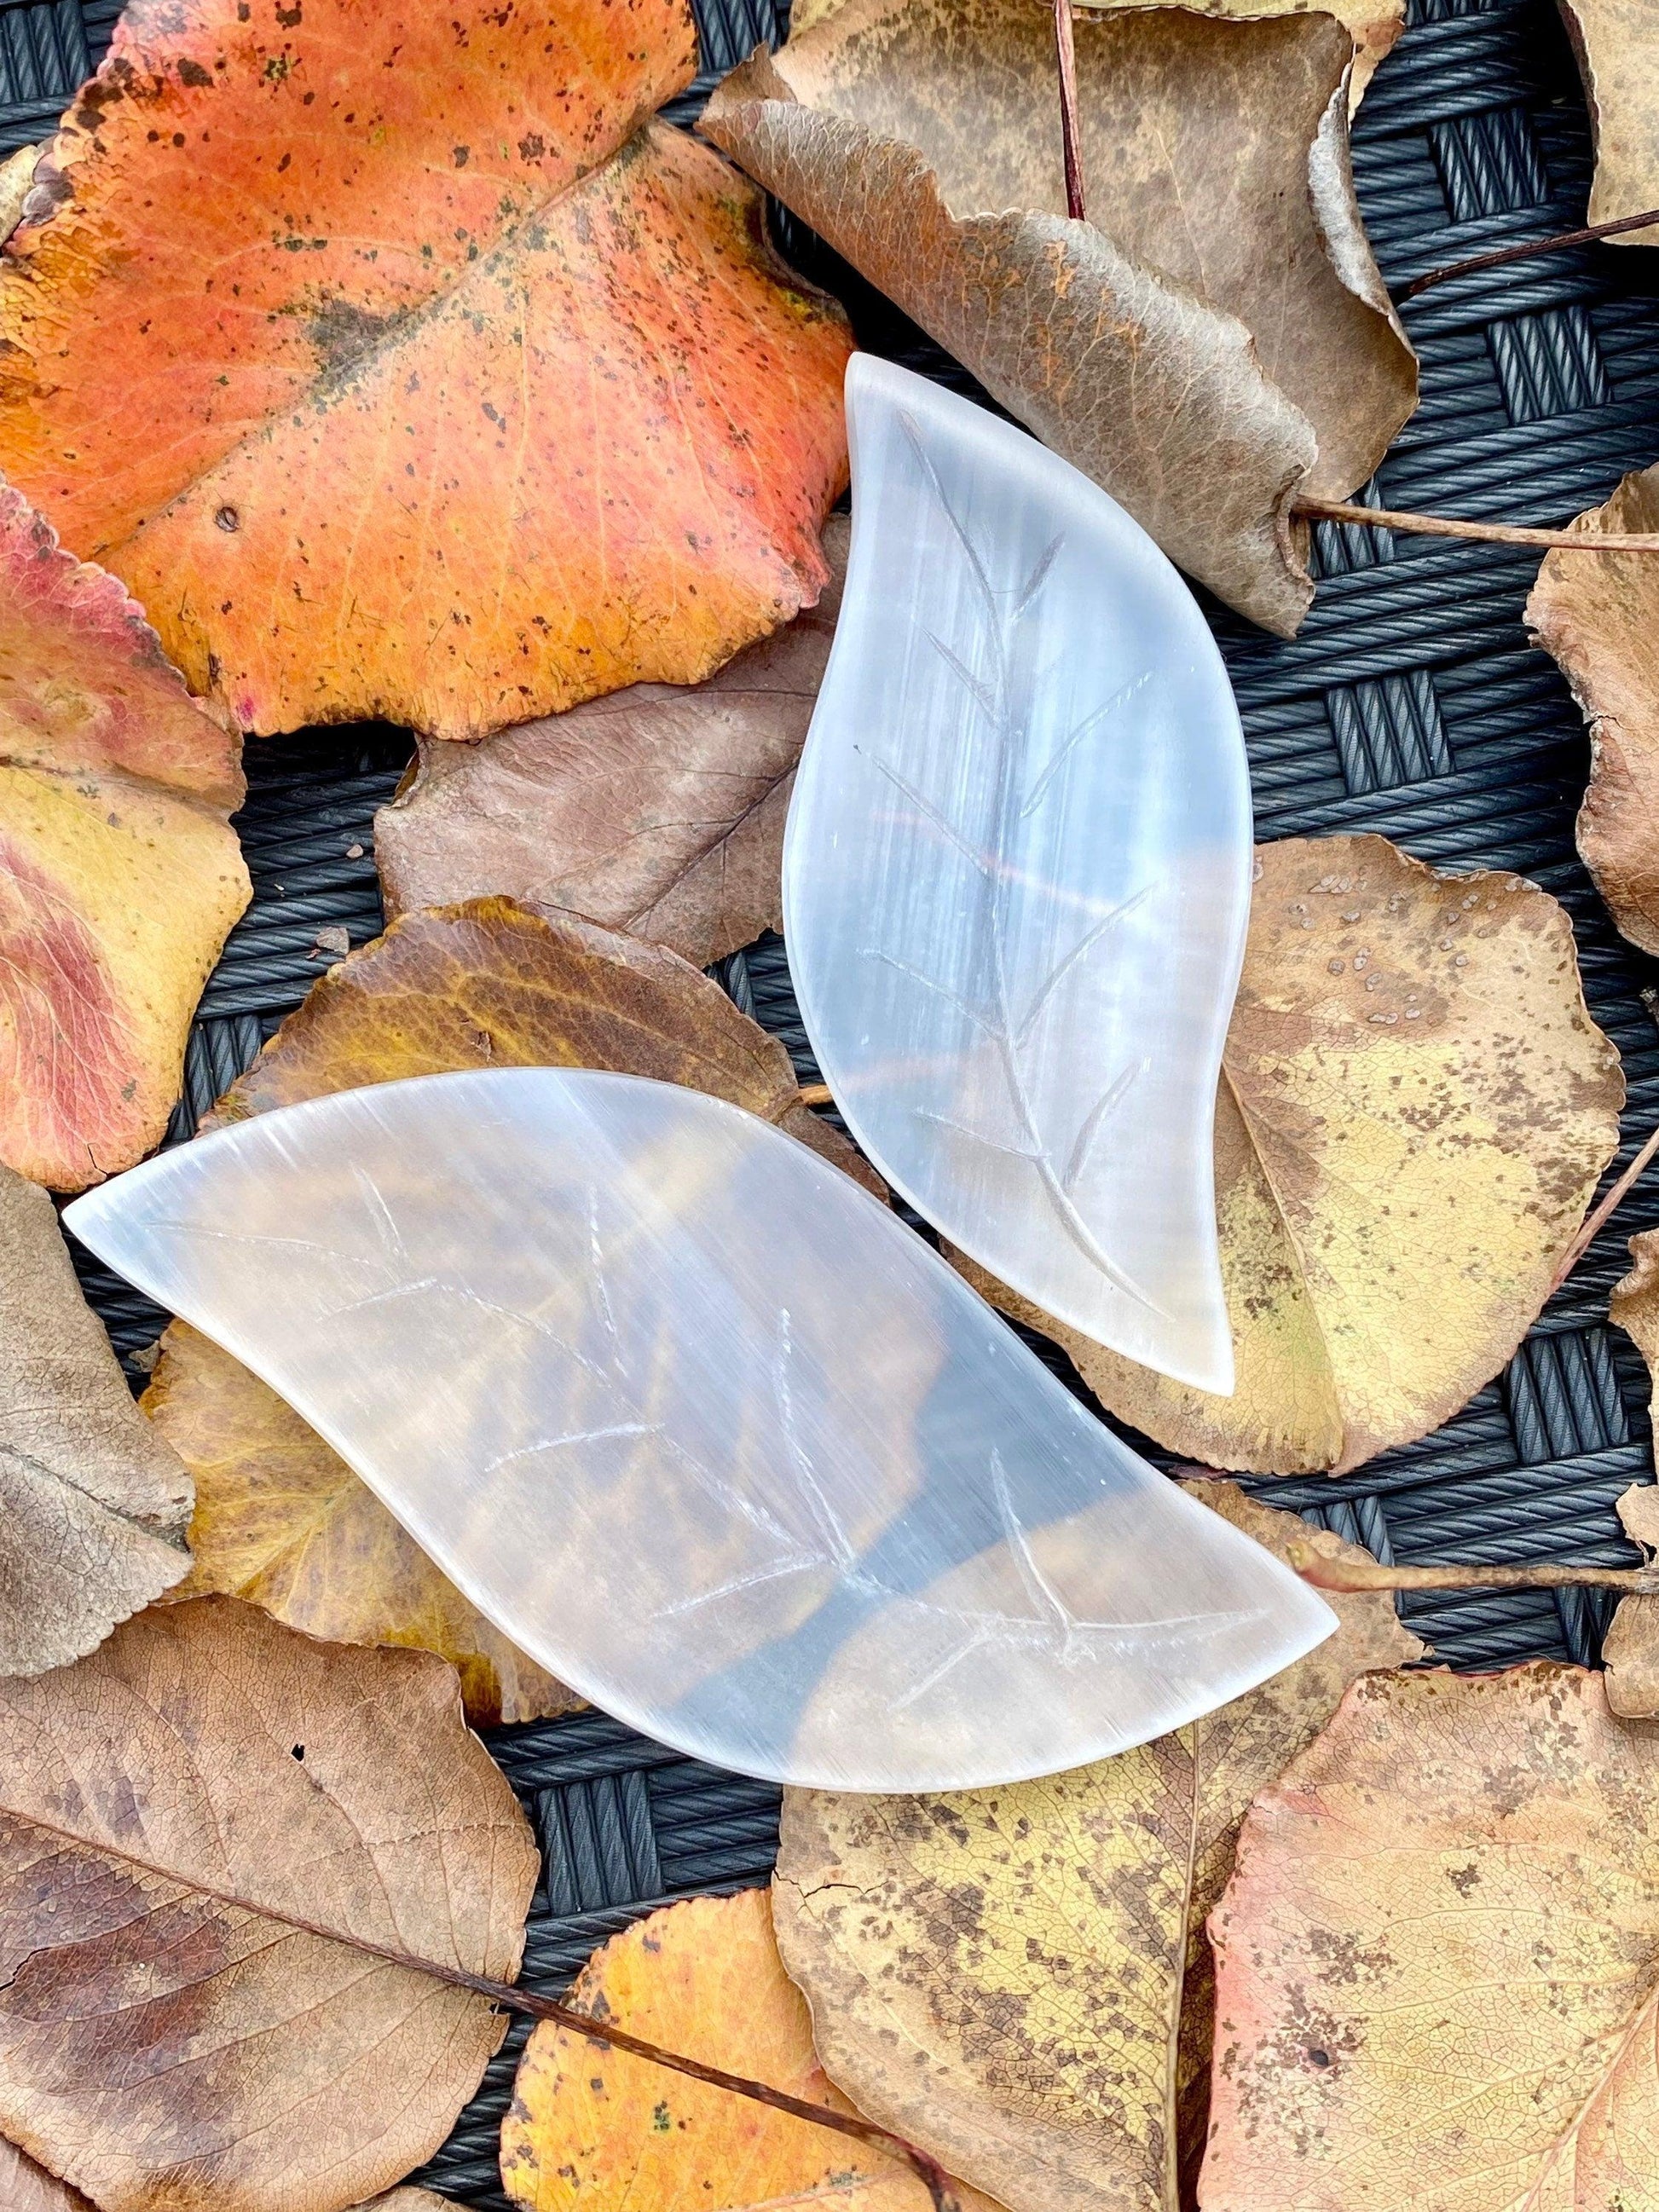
[500,1890,1002,2212]
[0,479,249,1189]
[0,0,852,741]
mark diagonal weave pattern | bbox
[4,0,1659,2198]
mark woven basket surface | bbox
[6,0,1659,2196]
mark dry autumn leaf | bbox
[375,516,849,967]
[1205,1664,1659,2211]
[205,895,875,1190]
[142,1318,580,1729]
[787,0,1406,105]
[1528,466,1659,955]
[0,0,850,742]
[500,1888,999,2211]
[0,479,249,1189]
[702,0,1417,637]
[772,1485,1420,2212]
[1558,0,1659,245]
[958,833,1622,1476]
[0,1161,192,1675]
[0,1594,538,2212]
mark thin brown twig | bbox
[1399,206,1659,299]
[1549,1118,1659,1297]
[797,1081,835,1107]
[20,1810,961,2212]
[1288,1540,1659,1597]
[1051,0,1086,222]
[1292,494,1659,552]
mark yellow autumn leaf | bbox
[771,1486,1421,2212]
[142,1319,577,1728]
[960,833,1622,1475]
[500,1889,1003,2210]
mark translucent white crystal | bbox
[785,356,1251,1392]
[69,1071,1332,1788]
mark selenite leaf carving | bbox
[784,358,1249,1393]
[66,1068,1333,1792]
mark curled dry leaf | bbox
[703,0,1417,637]
[1205,1665,1659,2211]
[205,895,875,1190]
[772,1485,1420,2212]
[0,1595,539,2212]
[0,480,249,1189]
[376,516,849,967]
[1603,1229,1659,1716]
[142,1318,581,1729]
[0,0,850,741]
[500,1889,997,2210]
[0,1162,192,1676]
[787,0,1406,106]
[1528,465,1659,955]
[1558,0,1659,244]
[958,834,1622,1475]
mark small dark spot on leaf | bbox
[215,506,240,532]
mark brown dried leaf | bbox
[772,1485,1421,2212]
[1205,1665,1659,2210]
[1528,466,1659,954]
[702,0,1417,637]
[0,1161,192,1675]
[0,1595,539,2212]
[1558,0,1659,244]
[377,517,848,968]
[142,1318,580,1728]
[788,0,1406,105]
[957,835,1622,1475]
[207,895,877,1193]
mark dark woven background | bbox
[5,0,1658,2198]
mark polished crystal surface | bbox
[784,355,1251,1393]
[66,1071,1332,1789]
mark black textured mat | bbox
[7,0,1659,2199]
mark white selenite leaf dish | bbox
[66,1071,1332,1791]
[785,355,1251,1394]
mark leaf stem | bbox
[1052,0,1086,222]
[1398,207,1659,299]
[1292,494,1659,552]
[797,1081,834,1107]
[18,1811,960,2211]
[1549,1118,1659,1297]
[1287,1540,1659,1597]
